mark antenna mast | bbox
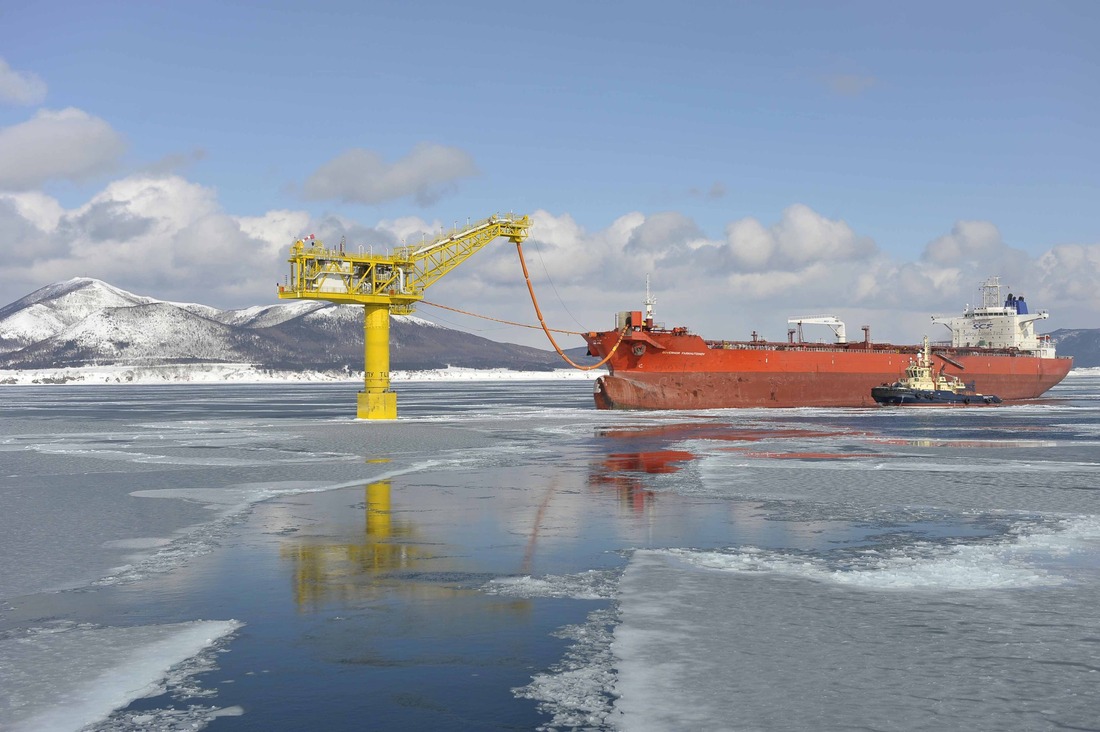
[644,274,656,325]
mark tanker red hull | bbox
[584,330,1072,410]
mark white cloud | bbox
[4,178,1098,349]
[0,57,47,105]
[923,220,1004,264]
[432,209,1100,346]
[77,175,219,241]
[724,204,876,271]
[238,209,312,254]
[625,211,702,256]
[0,175,301,308]
[1038,244,1100,310]
[724,217,773,269]
[424,206,888,342]
[919,219,1035,297]
[0,196,60,263]
[302,143,478,206]
[0,108,126,190]
[726,266,828,300]
[0,190,64,231]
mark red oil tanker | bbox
[583,277,1072,410]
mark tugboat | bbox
[871,337,1002,406]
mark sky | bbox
[1,1,1098,348]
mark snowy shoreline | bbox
[0,363,601,385]
[2,363,1094,386]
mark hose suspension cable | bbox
[532,238,586,330]
[514,241,628,371]
[421,300,582,335]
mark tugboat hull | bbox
[870,386,1002,406]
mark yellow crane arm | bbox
[274,212,531,419]
[401,214,530,293]
[277,213,530,315]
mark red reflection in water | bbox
[589,473,653,513]
[590,449,697,513]
[597,424,851,443]
[604,450,696,474]
[589,422,883,510]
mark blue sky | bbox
[2,1,1098,346]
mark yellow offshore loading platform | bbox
[277,213,531,419]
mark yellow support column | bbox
[365,480,395,569]
[365,480,391,537]
[357,304,398,419]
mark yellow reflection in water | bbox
[281,480,532,614]
[282,480,443,610]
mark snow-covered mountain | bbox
[0,278,581,378]
[0,278,154,350]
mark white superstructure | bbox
[931,276,1055,357]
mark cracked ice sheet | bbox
[0,619,240,732]
[611,540,1100,732]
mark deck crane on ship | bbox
[787,315,847,344]
[277,214,531,419]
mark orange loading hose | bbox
[513,241,628,371]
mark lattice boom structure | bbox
[277,213,530,418]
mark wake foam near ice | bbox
[667,515,1100,591]
[488,570,622,729]
[513,606,619,732]
[485,569,619,600]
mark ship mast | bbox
[923,335,937,389]
[644,274,656,327]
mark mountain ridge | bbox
[1048,329,1100,368]
[0,278,586,377]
